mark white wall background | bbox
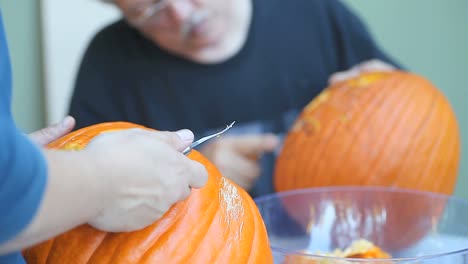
[41,0,120,124]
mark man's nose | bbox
[166,0,196,25]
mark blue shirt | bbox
[0,12,47,264]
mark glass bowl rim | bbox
[254,186,468,262]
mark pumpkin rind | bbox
[274,71,460,194]
[273,71,457,251]
[23,122,273,264]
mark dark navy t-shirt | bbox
[0,12,47,264]
[69,0,401,197]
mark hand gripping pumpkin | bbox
[275,71,460,194]
[23,122,273,264]
[273,71,458,251]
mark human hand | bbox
[83,128,208,232]
[29,116,75,146]
[328,59,396,85]
[200,134,279,190]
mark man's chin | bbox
[184,28,224,49]
[185,37,219,51]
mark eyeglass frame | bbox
[125,0,171,27]
[112,0,210,39]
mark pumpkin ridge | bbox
[283,118,312,190]
[314,77,388,187]
[189,208,227,263]
[443,115,460,192]
[281,89,332,189]
[436,98,451,191]
[388,80,439,190]
[294,89,338,188]
[173,200,221,263]
[274,74,380,190]
[319,74,394,187]
[139,153,223,262]
[358,76,412,185]
[44,239,55,263]
[288,126,309,190]
[88,232,128,263]
[98,223,171,264]
[411,83,454,192]
[244,188,271,264]
[340,74,409,186]
[87,232,112,262]
[131,201,190,263]
[442,101,461,191]
[244,194,257,264]
[237,192,255,263]
[45,225,106,263]
[444,89,461,191]
[433,91,460,193]
[213,196,253,263]
[309,113,347,186]
[297,89,348,188]
[363,75,426,186]
[188,178,248,263]
[246,206,259,264]
[140,190,221,263]
[413,92,450,192]
[337,74,407,186]
[23,239,54,263]
[287,83,352,190]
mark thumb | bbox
[29,116,75,146]
[328,67,360,85]
[150,129,194,152]
[358,59,396,72]
[231,134,280,157]
[174,129,195,151]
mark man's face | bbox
[114,0,239,61]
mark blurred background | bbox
[0,0,467,198]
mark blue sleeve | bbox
[0,12,47,245]
[328,0,405,70]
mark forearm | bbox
[0,149,108,254]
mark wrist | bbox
[76,150,115,220]
[44,149,111,222]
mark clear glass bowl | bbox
[254,187,468,263]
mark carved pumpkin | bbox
[23,122,273,264]
[274,71,460,194]
[273,71,458,252]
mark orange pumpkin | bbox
[274,71,460,194]
[273,71,458,252]
[23,122,273,264]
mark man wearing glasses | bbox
[69,0,399,197]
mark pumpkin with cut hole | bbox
[23,122,273,264]
[273,71,459,251]
[275,71,460,194]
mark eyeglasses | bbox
[127,0,171,26]
[125,0,212,39]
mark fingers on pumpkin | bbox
[187,159,208,189]
[144,129,195,152]
[30,116,76,145]
[358,59,396,72]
